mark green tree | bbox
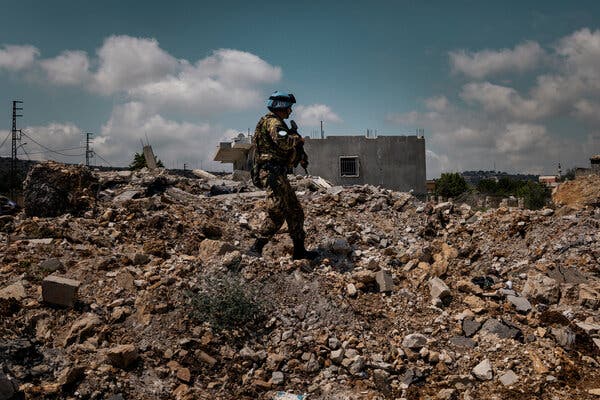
[129,152,164,170]
[516,181,550,210]
[435,173,469,198]
[476,179,498,194]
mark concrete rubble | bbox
[0,161,599,399]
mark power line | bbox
[0,130,10,150]
[94,151,113,167]
[21,130,85,157]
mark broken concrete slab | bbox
[506,295,532,313]
[472,359,493,380]
[375,270,394,292]
[522,274,560,304]
[429,277,451,302]
[499,369,519,386]
[106,344,138,369]
[480,318,522,340]
[42,275,81,307]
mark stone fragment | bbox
[375,270,393,292]
[42,275,81,307]
[429,277,451,302]
[506,295,532,313]
[106,344,138,369]
[133,253,150,265]
[199,239,235,259]
[176,367,191,383]
[472,359,493,380]
[271,371,284,385]
[348,356,365,375]
[352,270,376,284]
[449,336,476,349]
[330,238,351,254]
[521,274,560,304]
[0,282,26,300]
[499,369,519,386]
[39,258,63,272]
[551,327,576,348]
[64,313,101,346]
[588,388,600,396]
[196,350,217,366]
[330,349,345,364]
[579,284,600,309]
[0,372,16,400]
[481,318,521,340]
[462,318,481,337]
[346,283,357,297]
[402,333,428,350]
[58,365,86,386]
[328,337,341,349]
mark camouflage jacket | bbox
[252,112,301,166]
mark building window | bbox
[340,156,359,177]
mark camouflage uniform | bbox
[252,112,305,243]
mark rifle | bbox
[289,120,309,175]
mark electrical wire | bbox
[21,130,85,157]
[93,152,113,167]
[0,130,11,150]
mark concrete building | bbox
[295,135,426,193]
[214,133,427,194]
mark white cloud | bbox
[573,99,600,123]
[40,50,90,85]
[460,82,544,119]
[0,44,39,71]
[449,41,545,79]
[129,49,281,115]
[91,35,180,94]
[495,123,549,153]
[425,95,449,111]
[17,123,84,163]
[95,102,223,169]
[293,104,342,127]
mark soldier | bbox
[249,91,318,260]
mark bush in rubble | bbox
[435,172,469,198]
[186,275,264,331]
[516,181,550,210]
[129,152,164,170]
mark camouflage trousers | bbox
[256,165,305,242]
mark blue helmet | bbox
[267,91,296,111]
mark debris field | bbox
[1,161,600,400]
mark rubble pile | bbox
[1,164,600,400]
[553,174,600,210]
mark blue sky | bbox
[0,0,599,177]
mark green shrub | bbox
[516,181,550,210]
[186,275,264,331]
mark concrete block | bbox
[42,275,81,307]
[376,270,394,292]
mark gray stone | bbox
[0,372,16,400]
[506,295,532,313]
[330,348,345,364]
[499,369,519,386]
[402,333,428,350]
[376,270,394,292]
[522,274,560,304]
[328,337,341,349]
[0,281,26,301]
[271,371,284,385]
[472,359,493,380]
[348,356,365,375]
[481,318,521,340]
[449,336,476,349]
[552,327,576,348]
[462,318,481,337]
[113,190,141,202]
[331,238,351,254]
[429,277,451,302]
[346,283,357,297]
[42,275,81,307]
[39,258,63,272]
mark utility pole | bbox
[320,121,324,139]
[10,100,23,193]
[84,132,94,167]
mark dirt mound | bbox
[553,174,600,209]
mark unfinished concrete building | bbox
[214,133,426,194]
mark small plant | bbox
[186,275,264,331]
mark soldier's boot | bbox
[248,237,268,257]
[292,239,319,260]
